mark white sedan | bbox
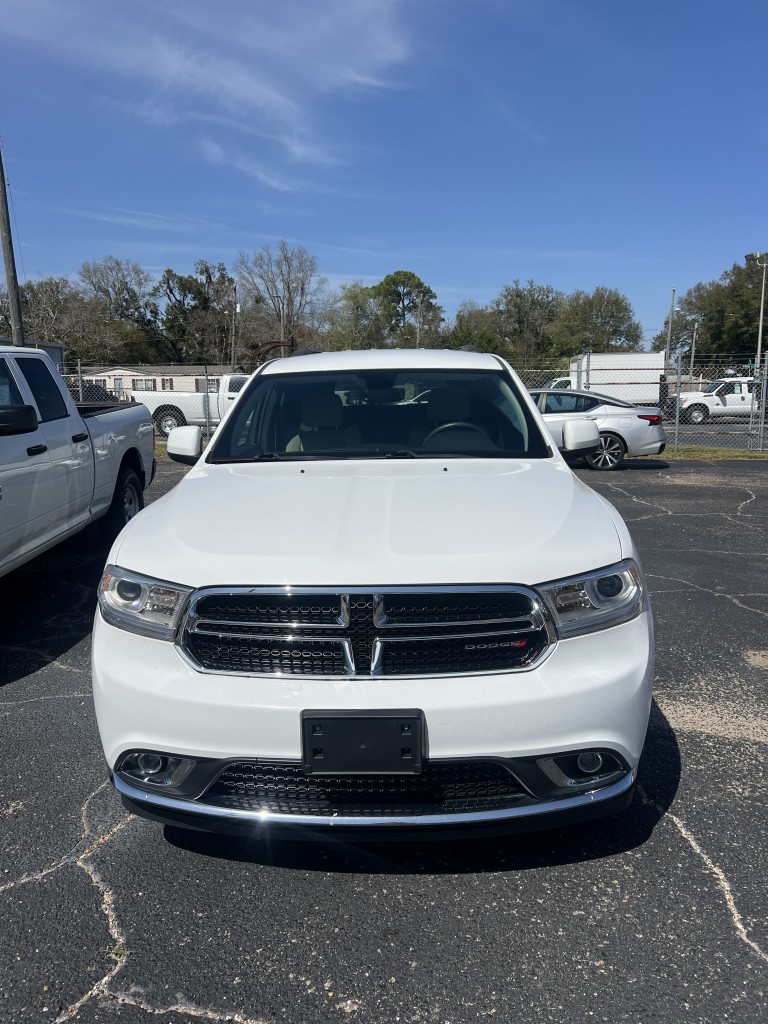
[529,388,667,470]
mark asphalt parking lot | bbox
[1,455,767,1024]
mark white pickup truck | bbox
[131,373,249,436]
[678,376,760,424]
[93,349,653,839]
[0,346,155,580]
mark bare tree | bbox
[235,242,327,354]
[78,255,155,325]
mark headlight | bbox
[537,560,643,638]
[98,565,192,640]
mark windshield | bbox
[702,380,727,393]
[209,368,550,462]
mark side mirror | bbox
[0,404,39,436]
[562,419,600,459]
[167,425,203,465]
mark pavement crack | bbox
[602,482,673,519]
[638,786,768,965]
[96,991,270,1022]
[736,488,758,513]
[0,783,128,894]
[0,691,90,708]
[54,851,130,1023]
[646,572,768,619]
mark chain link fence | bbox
[63,354,768,453]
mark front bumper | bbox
[92,609,653,834]
[114,767,637,839]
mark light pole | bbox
[689,319,700,381]
[663,288,676,364]
[745,252,767,376]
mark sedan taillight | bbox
[638,414,662,425]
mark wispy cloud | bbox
[0,0,412,182]
[43,203,229,234]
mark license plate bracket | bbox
[301,709,424,776]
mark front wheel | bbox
[101,467,144,539]
[685,404,709,425]
[584,432,625,471]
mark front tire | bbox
[685,404,709,425]
[154,407,186,436]
[101,467,144,539]
[585,432,625,471]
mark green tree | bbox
[445,300,507,355]
[651,262,765,364]
[549,287,642,357]
[372,270,443,347]
[489,280,565,363]
[325,281,386,350]
[155,261,235,364]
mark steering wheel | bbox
[423,422,489,445]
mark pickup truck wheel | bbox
[685,405,709,425]
[584,432,625,471]
[155,407,186,436]
[101,468,144,538]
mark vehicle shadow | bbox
[164,698,680,874]
[580,459,671,473]
[0,522,111,689]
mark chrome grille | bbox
[180,586,551,677]
[203,760,527,817]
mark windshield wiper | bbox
[211,451,285,463]
[382,449,417,458]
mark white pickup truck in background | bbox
[678,376,761,424]
[0,346,155,580]
[131,373,249,436]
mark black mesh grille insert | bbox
[193,593,343,626]
[378,632,546,675]
[379,592,533,625]
[180,588,550,676]
[203,760,527,817]
[184,637,347,675]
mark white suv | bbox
[92,350,653,838]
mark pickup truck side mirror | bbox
[561,419,600,460]
[167,425,203,465]
[0,404,39,436]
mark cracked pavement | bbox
[1,457,767,1023]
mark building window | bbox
[132,379,157,391]
[161,378,174,391]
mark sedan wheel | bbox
[585,433,625,471]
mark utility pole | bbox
[663,288,675,365]
[230,281,237,371]
[0,144,24,345]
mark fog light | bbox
[137,752,164,775]
[117,751,196,789]
[576,751,604,774]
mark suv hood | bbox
[112,459,630,588]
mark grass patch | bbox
[656,446,768,461]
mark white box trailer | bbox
[548,352,667,406]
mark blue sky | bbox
[1,0,767,345]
